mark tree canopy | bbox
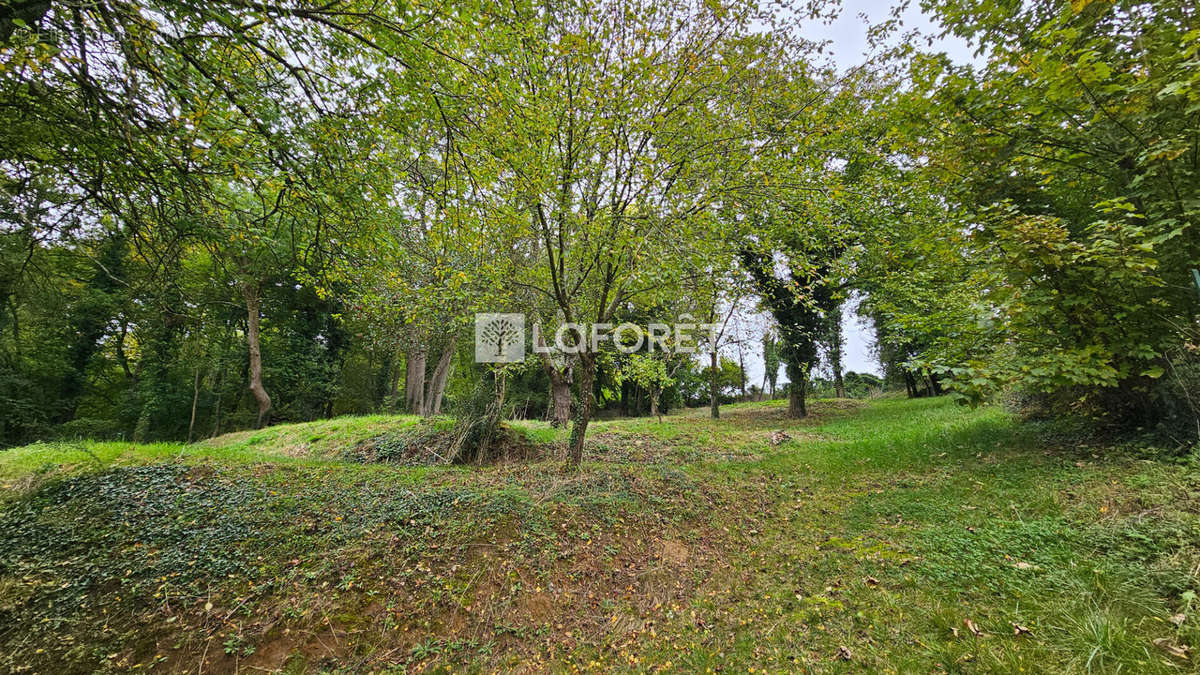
[2,0,1197,454]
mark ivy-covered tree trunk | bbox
[242,282,271,429]
[787,363,807,418]
[825,304,846,398]
[133,317,179,442]
[61,231,127,422]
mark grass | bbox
[1,396,1199,672]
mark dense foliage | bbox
[868,0,1200,437]
[2,0,1197,452]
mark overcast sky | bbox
[738,0,974,384]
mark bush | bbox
[52,417,125,441]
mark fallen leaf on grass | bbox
[865,577,879,586]
[835,645,852,661]
[1169,613,1186,627]
[1011,623,1032,636]
[1012,561,1038,571]
[964,619,984,637]
[1153,638,1190,659]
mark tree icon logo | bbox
[475,313,525,363]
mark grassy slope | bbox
[2,397,1199,672]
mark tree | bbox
[741,242,841,418]
[887,0,1200,429]
[1,0,464,432]
[762,329,781,399]
[457,0,793,468]
[619,352,682,423]
[823,303,846,399]
[696,274,748,419]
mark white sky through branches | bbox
[743,0,974,383]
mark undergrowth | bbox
[1,396,1199,672]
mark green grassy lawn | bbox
[2,396,1198,672]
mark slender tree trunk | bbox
[387,349,402,411]
[211,367,224,438]
[709,349,720,419]
[827,305,846,398]
[650,386,662,423]
[738,349,747,400]
[116,318,133,381]
[242,282,271,429]
[566,353,595,470]
[373,352,392,410]
[187,367,200,443]
[210,326,230,438]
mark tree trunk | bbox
[405,349,427,414]
[827,305,846,399]
[537,331,572,427]
[211,365,224,438]
[243,282,272,429]
[650,386,662,423]
[550,375,571,427]
[929,371,943,396]
[738,349,747,400]
[387,349,402,411]
[374,352,393,410]
[566,353,595,470]
[187,367,200,443]
[209,325,230,438]
[116,319,134,381]
[789,379,807,418]
[709,349,720,419]
[424,340,455,415]
[786,362,808,418]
